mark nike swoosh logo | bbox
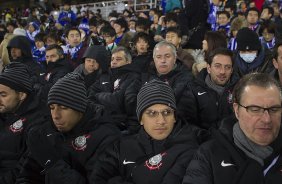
[102,82,109,85]
[198,92,207,95]
[221,160,234,167]
[123,160,135,165]
[47,134,52,137]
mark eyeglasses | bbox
[238,103,282,116]
[144,109,174,118]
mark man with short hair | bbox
[36,44,72,102]
[0,62,46,183]
[88,46,141,134]
[16,73,120,183]
[165,27,195,70]
[260,6,274,22]
[246,7,261,33]
[91,79,199,184]
[142,41,193,123]
[183,73,282,183]
[272,42,282,83]
[184,48,238,129]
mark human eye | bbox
[247,106,262,113]
[162,109,173,116]
[269,107,282,114]
[145,110,157,117]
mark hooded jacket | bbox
[7,36,42,83]
[183,116,282,184]
[0,93,47,184]
[16,104,120,184]
[91,119,199,184]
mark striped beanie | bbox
[136,79,176,121]
[0,62,32,93]
[48,72,87,113]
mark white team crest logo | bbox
[114,79,121,90]
[45,73,51,81]
[145,152,166,170]
[227,91,233,104]
[10,118,26,133]
[72,134,90,151]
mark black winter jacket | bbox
[183,69,238,129]
[36,58,72,103]
[141,62,193,122]
[91,119,198,184]
[88,64,142,133]
[183,116,282,184]
[16,104,120,184]
[0,93,46,184]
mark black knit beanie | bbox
[236,27,261,51]
[0,62,32,93]
[136,79,176,121]
[48,72,87,113]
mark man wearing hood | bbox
[0,62,46,183]
[16,73,120,184]
[233,27,274,77]
[74,45,111,89]
[36,44,72,103]
[88,46,142,134]
[7,35,42,83]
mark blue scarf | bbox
[228,38,237,51]
[65,43,82,59]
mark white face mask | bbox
[239,53,257,63]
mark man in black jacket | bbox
[142,41,193,124]
[91,79,198,184]
[16,73,120,184]
[184,48,238,129]
[0,62,46,184]
[7,35,42,82]
[36,44,72,103]
[183,73,282,184]
[88,46,141,134]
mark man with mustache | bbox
[184,47,239,129]
[183,73,282,184]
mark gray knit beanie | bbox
[48,72,87,113]
[136,79,176,121]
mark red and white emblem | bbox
[72,134,91,151]
[10,118,26,133]
[145,152,166,170]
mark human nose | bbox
[260,109,271,122]
[155,112,166,125]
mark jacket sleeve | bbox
[176,82,199,125]
[182,144,213,184]
[90,141,133,184]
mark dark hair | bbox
[262,6,274,19]
[132,32,150,45]
[89,17,98,27]
[233,73,282,103]
[65,27,81,38]
[217,10,231,19]
[46,44,64,57]
[259,20,276,35]
[6,21,17,28]
[207,47,233,65]
[45,32,60,42]
[100,25,116,37]
[224,3,236,12]
[114,18,128,32]
[35,32,46,42]
[166,27,182,38]
[204,31,227,61]
[246,7,260,17]
[136,17,151,32]
[273,41,282,60]
[164,12,178,24]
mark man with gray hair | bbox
[142,41,193,123]
[88,46,142,134]
[183,73,282,184]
